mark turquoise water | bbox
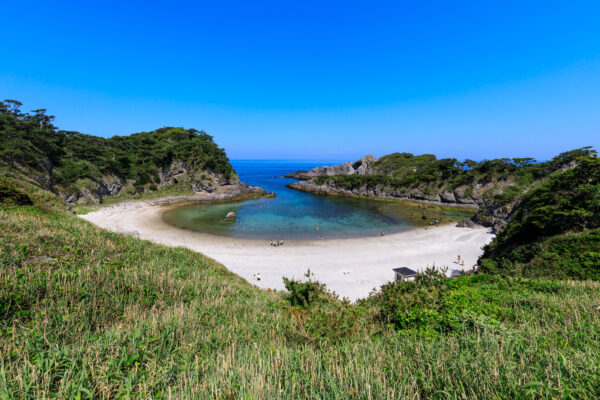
[162,160,450,240]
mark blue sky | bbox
[1,1,599,160]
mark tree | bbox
[512,158,536,168]
[31,109,56,128]
[3,99,23,115]
[463,159,478,170]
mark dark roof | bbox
[393,267,417,276]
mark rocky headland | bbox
[284,152,586,233]
[0,102,267,205]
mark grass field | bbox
[1,202,599,399]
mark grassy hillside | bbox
[2,176,600,398]
[0,99,234,201]
[479,157,600,279]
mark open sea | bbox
[162,160,471,240]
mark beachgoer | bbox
[252,274,257,281]
[257,273,262,281]
[380,231,385,236]
[319,235,323,240]
[315,226,319,231]
[280,240,284,246]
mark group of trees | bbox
[0,99,234,191]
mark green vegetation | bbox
[480,157,600,279]
[2,99,599,397]
[2,164,600,398]
[314,148,597,204]
[0,99,234,199]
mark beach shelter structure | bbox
[393,267,417,282]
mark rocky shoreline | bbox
[284,156,523,233]
[286,180,480,209]
[78,183,268,213]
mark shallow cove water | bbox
[162,160,472,240]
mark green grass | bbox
[2,201,600,398]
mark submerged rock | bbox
[225,211,236,221]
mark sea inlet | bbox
[162,160,474,240]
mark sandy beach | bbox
[80,200,494,301]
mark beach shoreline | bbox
[80,199,495,301]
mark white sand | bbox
[80,201,494,301]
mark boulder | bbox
[440,191,456,203]
[225,211,236,221]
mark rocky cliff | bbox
[56,161,263,205]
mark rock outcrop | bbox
[287,180,481,210]
[284,155,375,179]
[56,162,257,205]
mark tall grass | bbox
[1,205,599,398]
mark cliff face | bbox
[55,161,251,204]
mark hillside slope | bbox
[479,157,600,279]
[0,99,260,204]
[1,178,599,398]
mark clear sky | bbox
[1,1,599,160]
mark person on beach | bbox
[315,226,319,231]
[257,273,262,281]
[252,274,257,281]
[279,239,284,246]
